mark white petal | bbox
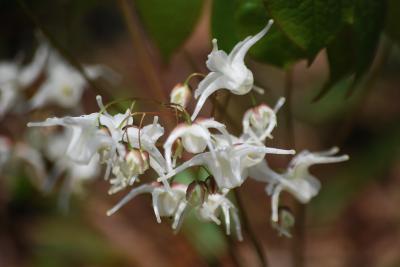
[191,75,230,121]
[206,39,230,72]
[107,184,154,216]
[229,19,274,64]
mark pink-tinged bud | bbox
[170,83,192,108]
[248,104,274,130]
[186,181,208,207]
[125,149,149,175]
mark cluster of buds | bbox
[24,19,349,239]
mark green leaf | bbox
[314,26,355,100]
[236,0,306,68]
[212,0,306,68]
[135,0,204,61]
[385,0,400,45]
[264,0,344,58]
[315,0,386,99]
[353,0,386,80]
[211,0,240,52]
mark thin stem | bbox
[233,189,268,267]
[117,0,166,103]
[284,68,305,267]
[224,234,243,267]
[284,68,295,149]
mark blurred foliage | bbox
[385,0,400,45]
[134,0,204,61]
[311,121,400,223]
[212,0,305,68]
[211,0,387,97]
[30,215,124,267]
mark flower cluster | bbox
[24,20,349,239]
[0,40,116,208]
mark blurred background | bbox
[0,0,400,266]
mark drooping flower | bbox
[191,19,274,120]
[249,147,349,222]
[195,189,243,240]
[170,83,192,108]
[163,118,230,172]
[107,183,188,229]
[28,50,117,110]
[107,182,243,239]
[108,149,150,194]
[242,97,285,143]
[43,129,100,196]
[27,113,114,164]
[159,136,295,190]
[0,43,48,118]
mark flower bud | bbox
[170,83,191,108]
[125,149,149,175]
[242,103,277,142]
[186,181,208,207]
[248,104,274,130]
[271,207,295,238]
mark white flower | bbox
[95,98,167,191]
[242,97,285,143]
[29,51,116,110]
[163,118,230,172]
[123,116,166,177]
[14,143,47,182]
[27,113,114,164]
[107,182,243,239]
[108,149,149,194]
[249,147,349,222]
[0,43,48,117]
[196,190,243,241]
[107,183,188,230]
[159,139,295,189]
[191,19,274,120]
[43,130,100,192]
[170,83,192,108]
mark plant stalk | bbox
[234,189,268,267]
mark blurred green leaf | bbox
[310,122,400,223]
[314,26,355,100]
[31,216,123,267]
[264,0,343,58]
[211,0,240,51]
[183,211,227,261]
[135,0,204,61]
[353,0,386,80]
[296,78,361,124]
[236,0,306,68]
[212,0,306,68]
[385,0,400,45]
[315,0,385,99]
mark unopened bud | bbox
[170,83,191,108]
[125,149,149,175]
[249,104,274,130]
[205,176,218,194]
[186,181,208,207]
[271,206,295,238]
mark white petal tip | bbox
[106,211,114,216]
